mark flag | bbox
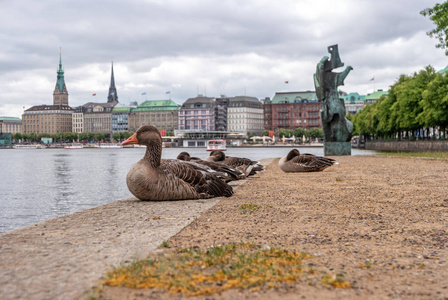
[285,81,289,84]
[166,91,170,94]
[92,93,96,96]
[159,129,166,137]
[141,92,146,95]
[268,130,274,138]
[369,77,375,81]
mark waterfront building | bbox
[342,93,366,115]
[128,100,180,132]
[263,91,322,132]
[74,62,119,134]
[22,53,74,135]
[228,96,264,136]
[72,110,83,133]
[0,117,22,134]
[365,89,388,104]
[112,106,132,133]
[178,96,224,131]
[77,102,116,133]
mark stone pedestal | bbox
[324,142,351,156]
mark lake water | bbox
[0,146,378,233]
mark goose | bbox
[122,125,233,200]
[205,150,263,176]
[176,151,245,181]
[278,149,336,172]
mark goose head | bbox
[176,151,191,161]
[207,150,226,162]
[122,125,162,147]
[285,149,300,161]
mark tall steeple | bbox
[53,48,69,106]
[107,62,118,103]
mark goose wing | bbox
[290,154,335,172]
[161,159,233,197]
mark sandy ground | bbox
[1,155,448,300]
[99,155,448,300]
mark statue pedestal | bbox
[324,142,351,156]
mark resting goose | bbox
[122,125,233,200]
[176,151,245,181]
[278,149,336,172]
[205,150,263,176]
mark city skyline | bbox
[0,0,446,118]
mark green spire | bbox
[56,49,65,92]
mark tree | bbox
[417,72,448,137]
[13,132,22,141]
[307,128,323,139]
[421,1,448,55]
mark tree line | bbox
[13,131,135,143]
[349,66,448,140]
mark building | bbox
[72,110,83,133]
[178,96,223,131]
[77,102,116,133]
[22,53,74,135]
[128,100,180,132]
[342,93,366,115]
[22,105,74,134]
[112,106,132,133]
[74,62,119,134]
[263,91,322,132]
[0,117,22,134]
[365,89,388,104]
[228,96,264,136]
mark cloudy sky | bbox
[1,0,446,118]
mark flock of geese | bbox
[122,125,337,201]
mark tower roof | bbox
[56,51,65,92]
[107,62,118,103]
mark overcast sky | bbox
[1,0,446,118]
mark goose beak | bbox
[122,133,139,145]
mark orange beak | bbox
[122,133,139,145]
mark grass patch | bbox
[239,204,261,214]
[379,151,448,159]
[101,243,350,296]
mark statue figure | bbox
[314,45,353,155]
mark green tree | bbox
[421,1,448,55]
[418,72,448,137]
[293,127,306,138]
[307,128,323,139]
[13,132,22,141]
[94,132,105,141]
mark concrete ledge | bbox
[366,140,448,152]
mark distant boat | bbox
[64,143,83,149]
[13,144,45,149]
[94,143,123,149]
[206,139,226,151]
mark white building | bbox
[227,96,264,137]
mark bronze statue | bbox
[314,45,353,155]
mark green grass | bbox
[379,151,448,159]
[239,204,262,214]
[101,243,350,296]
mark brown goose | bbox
[122,125,233,200]
[278,149,336,172]
[204,150,263,176]
[176,151,245,181]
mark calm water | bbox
[0,146,378,233]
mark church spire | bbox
[53,48,69,106]
[107,61,118,103]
